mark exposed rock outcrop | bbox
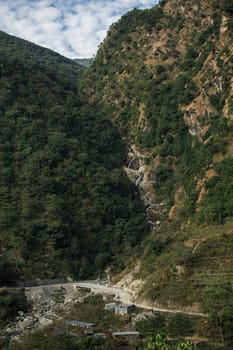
[124,145,165,227]
[4,284,85,342]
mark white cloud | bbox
[0,0,158,58]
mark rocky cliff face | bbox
[124,144,163,227]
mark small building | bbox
[112,331,140,339]
[94,332,108,338]
[65,320,95,329]
[115,304,135,316]
[104,302,117,311]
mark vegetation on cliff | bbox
[80,0,233,346]
[82,0,233,225]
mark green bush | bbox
[144,332,196,350]
[168,314,194,337]
[202,285,233,347]
[197,159,233,223]
[135,313,166,336]
[222,0,233,14]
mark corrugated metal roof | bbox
[112,331,140,336]
[94,332,107,338]
[104,302,116,308]
[115,304,134,308]
[65,320,95,327]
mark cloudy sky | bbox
[0,0,158,59]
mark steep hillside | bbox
[0,31,84,87]
[81,0,233,346]
[0,31,149,283]
[82,0,233,225]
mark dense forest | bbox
[0,31,149,284]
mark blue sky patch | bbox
[0,0,157,58]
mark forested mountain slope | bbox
[0,31,148,283]
[81,0,233,344]
[1,0,233,347]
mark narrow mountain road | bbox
[75,281,206,317]
[23,280,206,317]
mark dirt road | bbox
[23,280,206,317]
[75,281,206,317]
